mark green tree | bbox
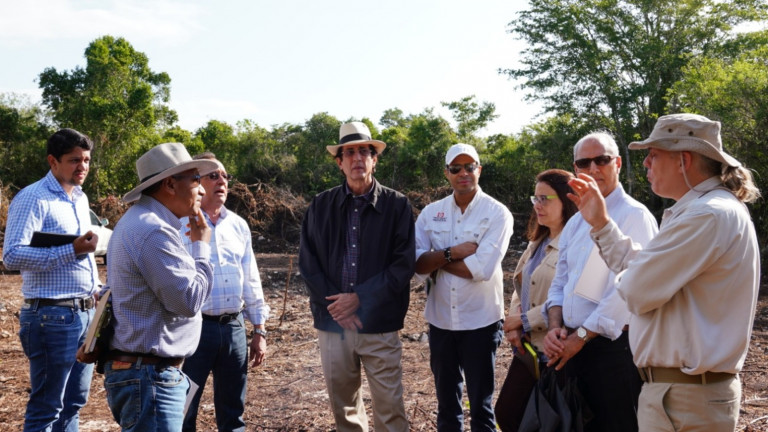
[38,35,176,198]
[503,0,768,193]
[667,45,768,253]
[0,95,53,189]
[441,95,498,143]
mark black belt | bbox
[202,311,241,324]
[638,367,735,385]
[107,350,184,368]
[25,297,95,310]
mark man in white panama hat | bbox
[567,113,761,431]
[101,142,219,431]
[300,121,415,431]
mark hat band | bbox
[140,172,161,183]
[339,133,372,145]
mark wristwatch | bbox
[443,247,452,263]
[252,328,268,338]
[576,326,591,343]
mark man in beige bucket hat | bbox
[300,121,414,431]
[568,113,761,431]
[101,142,219,431]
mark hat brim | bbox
[628,137,741,168]
[122,159,220,203]
[326,139,386,156]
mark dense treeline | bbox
[1,1,767,263]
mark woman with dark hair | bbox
[494,169,579,432]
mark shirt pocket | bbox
[463,218,490,243]
[425,224,452,248]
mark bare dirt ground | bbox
[1,253,767,431]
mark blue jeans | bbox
[18,302,94,432]
[104,360,189,432]
[429,321,504,432]
[182,314,248,432]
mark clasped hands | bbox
[326,292,362,330]
[542,327,586,370]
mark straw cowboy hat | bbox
[326,121,386,156]
[629,113,741,167]
[123,142,219,203]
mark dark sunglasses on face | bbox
[207,172,233,181]
[574,155,616,169]
[341,148,373,158]
[446,163,479,175]
[172,173,201,184]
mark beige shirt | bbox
[510,234,561,351]
[591,177,760,374]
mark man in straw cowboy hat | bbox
[300,121,415,431]
[101,142,219,431]
[567,113,761,431]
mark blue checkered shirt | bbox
[2,171,100,299]
[106,195,213,358]
[180,207,270,325]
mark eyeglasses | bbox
[530,195,558,205]
[172,173,201,185]
[207,172,233,182]
[341,147,373,158]
[446,163,479,175]
[574,155,615,169]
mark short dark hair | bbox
[335,145,377,160]
[526,169,579,242]
[47,128,93,160]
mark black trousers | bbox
[565,330,641,432]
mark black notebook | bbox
[29,232,78,247]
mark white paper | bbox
[573,245,611,303]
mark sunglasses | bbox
[574,155,615,169]
[530,195,558,205]
[207,172,233,181]
[171,173,201,185]
[446,163,479,175]
[341,148,373,158]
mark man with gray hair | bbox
[542,132,658,431]
[568,113,760,431]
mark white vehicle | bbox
[89,210,112,263]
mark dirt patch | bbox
[0,254,766,431]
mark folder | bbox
[83,289,112,354]
[573,244,611,303]
[29,231,78,247]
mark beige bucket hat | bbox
[123,142,219,203]
[326,121,386,156]
[628,113,741,167]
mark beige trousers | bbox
[318,329,408,432]
[637,376,741,431]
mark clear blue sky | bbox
[0,0,543,136]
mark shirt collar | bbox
[663,176,723,221]
[138,194,184,230]
[450,186,484,211]
[44,170,84,201]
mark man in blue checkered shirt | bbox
[3,128,102,431]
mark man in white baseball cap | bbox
[414,143,514,431]
[102,142,219,431]
[569,113,761,431]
